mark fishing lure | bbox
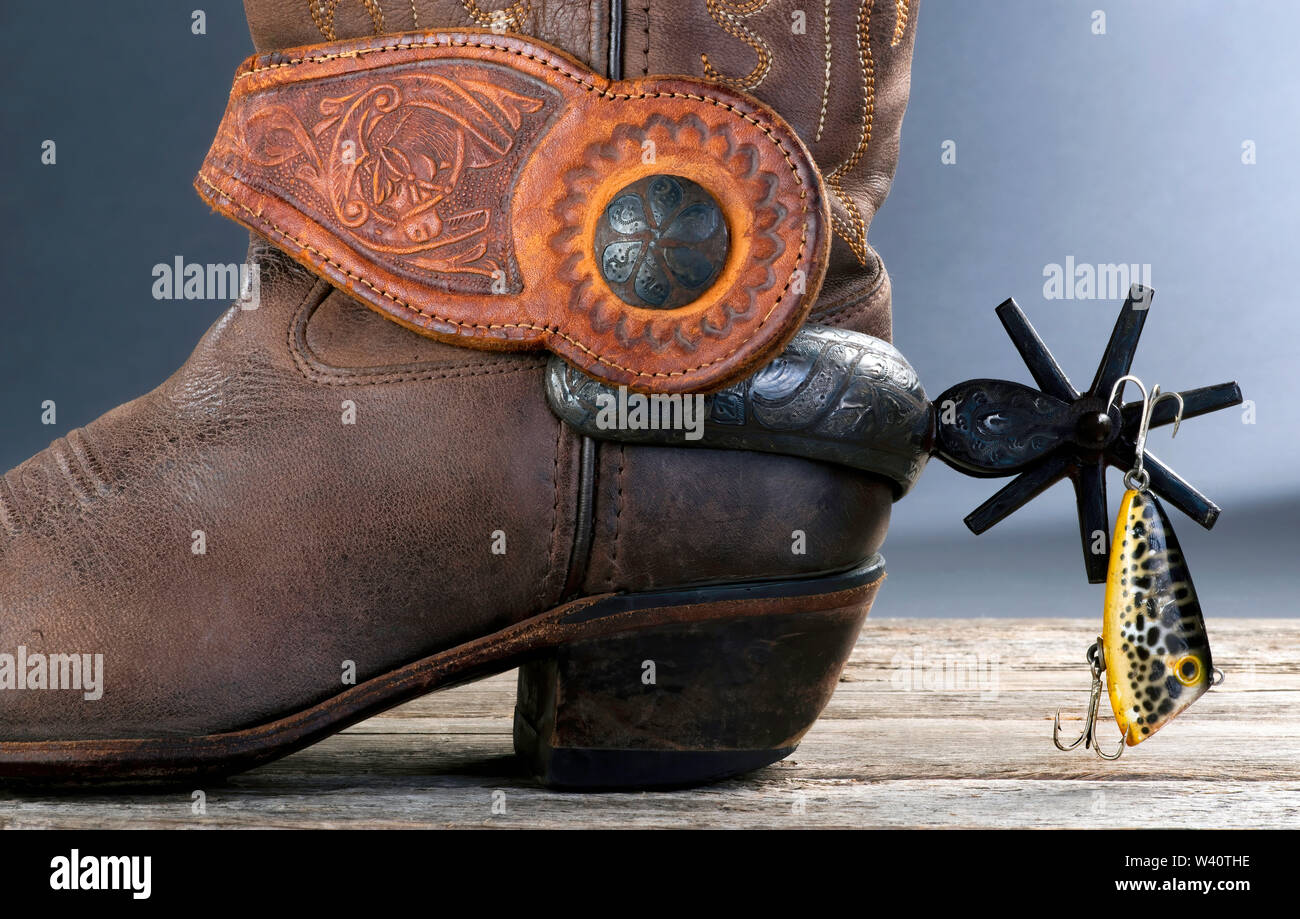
[1103,484,1214,745]
[1054,375,1219,759]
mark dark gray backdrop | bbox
[1,1,1295,616]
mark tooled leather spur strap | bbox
[197,30,831,394]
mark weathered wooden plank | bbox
[2,618,1298,829]
[5,773,1298,830]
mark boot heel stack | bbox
[513,558,884,789]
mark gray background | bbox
[0,1,1294,617]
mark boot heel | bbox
[513,557,883,789]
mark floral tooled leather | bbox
[197,29,830,393]
[229,74,553,293]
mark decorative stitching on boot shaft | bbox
[815,0,832,143]
[700,0,774,91]
[892,0,909,47]
[461,0,532,32]
[309,0,385,41]
[826,0,874,266]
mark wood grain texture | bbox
[3,618,1296,828]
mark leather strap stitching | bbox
[202,166,802,383]
[201,36,814,382]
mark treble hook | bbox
[1107,375,1185,493]
[1052,640,1129,760]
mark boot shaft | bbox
[241,1,918,339]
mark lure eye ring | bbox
[1173,654,1202,687]
[1123,468,1151,492]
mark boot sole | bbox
[0,557,883,789]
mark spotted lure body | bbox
[1102,488,1213,745]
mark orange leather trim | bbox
[196,30,830,393]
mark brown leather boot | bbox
[0,1,918,787]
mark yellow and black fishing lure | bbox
[1054,377,1219,759]
[1102,488,1213,746]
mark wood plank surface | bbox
[3,618,1297,829]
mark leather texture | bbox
[198,30,832,393]
[625,0,918,340]
[241,1,919,341]
[0,243,890,742]
[0,1,914,746]
[246,1,615,72]
[0,244,577,740]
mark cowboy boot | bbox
[0,0,920,787]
